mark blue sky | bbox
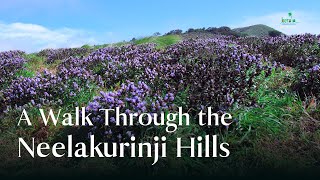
[0,0,319,52]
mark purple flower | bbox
[73,82,79,89]
[311,64,320,72]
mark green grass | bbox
[19,53,63,77]
[231,69,302,138]
[134,35,181,48]
[210,68,320,172]
[91,41,131,50]
[84,35,181,50]
[20,53,46,76]
[233,24,283,37]
[15,53,48,78]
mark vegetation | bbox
[133,35,181,48]
[269,30,282,37]
[0,29,319,177]
[233,24,284,37]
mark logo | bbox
[281,12,298,25]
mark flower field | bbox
[0,33,320,176]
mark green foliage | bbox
[21,53,63,76]
[81,44,92,49]
[92,41,131,50]
[13,53,46,78]
[268,30,282,37]
[174,88,189,109]
[62,81,99,110]
[311,43,320,57]
[92,44,110,49]
[134,35,181,48]
[234,24,283,37]
[232,69,303,137]
[15,69,35,78]
[22,53,46,75]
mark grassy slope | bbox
[84,35,181,50]
[91,41,131,50]
[233,24,283,37]
[134,35,181,48]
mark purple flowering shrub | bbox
[1,71,63,110]
[155,38,272,112]
[0,51,26,89]
[57,44,185,91]
[264,35,319,98]
[79,38,269,140]
[236,34,320,100]
[236,34,320,71]
[56,38,271,114]
[294,64,320,98]
[1,68,97,112]
[85,81,175,142]
[38,47,92,64]
[0,37,276,118]
[56,44,159,86]
[260,34,320,70]
[83,44,162,86]
[181,47,267,112]
[0,50,24,59]
[164,38,235,60]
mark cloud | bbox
[0,22,111,53]
[231,11,320,35]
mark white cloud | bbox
[0,22,112,53]
[231,11,320,35]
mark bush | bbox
[38,47,92,64]
[84,81,175,142]
[294,64,320,98]
[0,51,26,89]
[1,68,97,112]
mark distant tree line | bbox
[164,26,241,37]
[165,29,183,35]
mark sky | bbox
[0,0,319,52]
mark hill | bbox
[133,35,181,49]
[233,24,283,37]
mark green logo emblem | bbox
[281,12,298,25]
